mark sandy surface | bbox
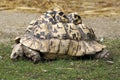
[0,10,120,43]
[83,16,120,39]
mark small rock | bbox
[0,78,4,80]
[42,69,48,73]
[0,56,2,60]
[100,37,104,42]
[70,62,74,66]
[105,60,114,64]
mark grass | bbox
[0,39,120,80]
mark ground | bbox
[0,11,120,43]
[0,0,120,80]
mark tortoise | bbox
[67,12,82,25]
[10,9,111,63]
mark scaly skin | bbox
[11,43,41,63]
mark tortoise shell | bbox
[16,9,106,59]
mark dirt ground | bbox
[0,10,120,43]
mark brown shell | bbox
[19,10,106,59]
[20,35,106,59]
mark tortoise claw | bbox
[105,60,114,64]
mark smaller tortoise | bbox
[10,9,112,63]
[67,12,82,25]
[26,8,69,34]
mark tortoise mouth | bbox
[10,54,20,61]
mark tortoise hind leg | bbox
[22,45,41,63]
[95,49,113,62]
[31,53,41,64]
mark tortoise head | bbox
[67,12,82,25]
[10,37,24,60]
[10,43,24,60]
[51,8,69,23]
[55,11,69,23]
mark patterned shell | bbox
[19,9,105,59]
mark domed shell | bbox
[17,9,106,59]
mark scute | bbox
[58,39,70,55]
[20,35,50,52]
[49,39,60,54]
[50,23,67,39]
[65,23,81,40]
[68,40,79,56]
[33,23,51,39]
[20,35,40,51]
[91,41,106,52]
[83,41,95,54]
[76,41,85,56]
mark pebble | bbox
[0,56,2,60]
[105,60,114,64]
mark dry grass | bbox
[0,0,120,17]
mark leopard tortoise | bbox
[10,8,111,63]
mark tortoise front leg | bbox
[22,45,41,63]
[95,49,114,64]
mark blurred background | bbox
[0,0,120,17]
[0,0,120,43]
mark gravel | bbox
[0,10,120,43]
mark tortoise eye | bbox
[59,12,64,16]
[74,15,77,18]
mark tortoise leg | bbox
[95,49,109,59]
[22,45,41,63]
[95,49,113,61]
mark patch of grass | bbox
[0,39,120,80]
